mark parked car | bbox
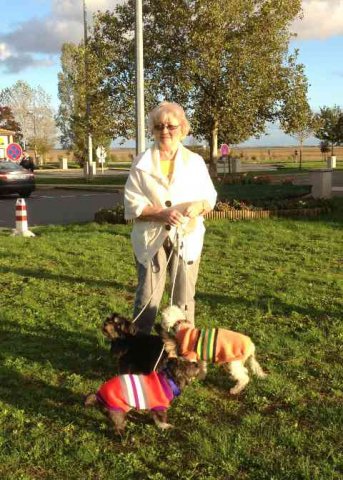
[0,161,35,197]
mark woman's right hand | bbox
[160,208,187,227]
[139,205,186,226]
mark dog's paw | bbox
[197,371,207,381]
[158,422,174,430]
[229,386,244,395]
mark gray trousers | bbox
[133,238,200,334]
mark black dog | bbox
[102,313,169,374]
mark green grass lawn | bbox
[0,208,342,479]
[35,176,128,186]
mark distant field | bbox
[231,145,343,164]
[109,146,343,164]
[36,145,342,166]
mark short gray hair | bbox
[148,102,190,139]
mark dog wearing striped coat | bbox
[84,357,200,435]
[160,306,267,395]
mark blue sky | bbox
[0,0,342,147]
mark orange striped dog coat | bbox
[175,327,253,363]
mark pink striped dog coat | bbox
[96,371,174,412]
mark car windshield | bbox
[0,162,23,172]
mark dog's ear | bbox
[128,323,138,335]
[158,330,178,357]
[167,357,178,367]
[154,324,163,335]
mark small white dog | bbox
[160,306,267,395]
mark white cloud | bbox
[1,54,55,74]
[0,43,12,61]
[0,0,119,73]
[293,0,343,39]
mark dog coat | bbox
[175,327,253,363]
[96,371,176,412]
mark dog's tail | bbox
[246,354,267,378]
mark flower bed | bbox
[206,207,328,221]
[214,197,332,212]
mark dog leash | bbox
[131,226,188,372]
[131,229,177,325]
[131,226,188,324]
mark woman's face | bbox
[153,112,182,149]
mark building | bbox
[0,128,16,160]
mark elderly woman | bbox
[124,102,217,334]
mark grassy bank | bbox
[35,175,128,186]
[0,210,342,479]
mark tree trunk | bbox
[208,120,218,177]
[299,140,303,170]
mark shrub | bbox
[252,175,272,184]
[94,205,126,224]
[281,177,294,185]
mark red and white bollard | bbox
[12,198,35,237]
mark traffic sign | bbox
[220,144,230,156]
[96,145,107,162]
[6,143,23,161]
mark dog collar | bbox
[163,369,181,397]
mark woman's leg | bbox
[133,247,167,334]
[168,253,200,326]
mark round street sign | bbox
[220,144,230,156]
[6,143,23,161]
[96,146,107,159]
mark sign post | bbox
[6,143,23,162]
[220,143,231,174]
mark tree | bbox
[0,106,22,142]
[91,0,303,167]
[279,57,319,168]
[0,81,57,162]
[319,141,330,161]
[56,42,114,163]
[314,106,343,156]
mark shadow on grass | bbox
[0,265,135,292]
[0,316,128,439]
[28,222,132,239]
[0,365,124,442]
[196,290,339,322]
[0,318,115,380]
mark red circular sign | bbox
[220,144,230,156]
[6,143,23,161]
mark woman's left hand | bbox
[183,201,204,218]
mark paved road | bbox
[0,188,123,228]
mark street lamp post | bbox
[83,0,93,177]
[135,0,145,155]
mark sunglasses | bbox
[154,124,180,131]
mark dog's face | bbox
[166,357,200,389]
[102,313,137,340]
[161,305,187,331]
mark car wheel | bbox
[19,191,32,198]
